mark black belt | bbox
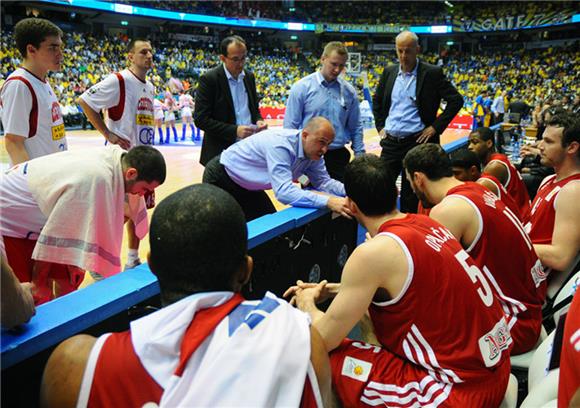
[383,130,423,143]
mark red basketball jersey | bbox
[81,295,319,408]
[478,173,527,223]
[370,214,512,384]
[445,182,546,354]
[528,173,580,245]
[558,290,580,408]
[487,153,531,223]
[417,201,431,216]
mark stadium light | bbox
[121,20,128,26]
[444,1,454,7]
[290,35,298,40]
[446,40,454,45]
[430,25,451,34]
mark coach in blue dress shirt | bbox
[373,31,463,213]
[203,117,351,221]
[284,42,364,182]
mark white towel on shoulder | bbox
[28,145,126,277]
[131,291,313,407]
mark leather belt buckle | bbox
[386,133,405,143]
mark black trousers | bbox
[380,133,439,214]
[323,147,351,182]
[202,155,276,221]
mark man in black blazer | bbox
[194,35,267,166]
[373,31,463,213]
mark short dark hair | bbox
[542,107,567,123]
[471,127,495,145]
[403,144,453,181]
[220,35,246,56]
[14,18,62,58]
[127,38,150,53]
[124,146,166,184]
[450,148,481,171]
[344,155,398,216]
[149,184,248,305]
[547,112,580,158]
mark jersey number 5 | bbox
[455,250,494,307]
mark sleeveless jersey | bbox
[417,201,431,216]
[445,182,546,354]
[528,173,580,245]
[478,173,526,223]
[370,214,512,384]
[486,153,531,222]
[80,69,155,146]
[0,67,67,163]
[79,293,320,408]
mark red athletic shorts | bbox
[3,236,85,304]
[330,339,510,407]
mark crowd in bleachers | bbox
[1,29,578,127]
[454,1,579,22]
[114,0,579,26]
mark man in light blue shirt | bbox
[491,90,506,126]
[284,42,364,182]
[203,117,351,221]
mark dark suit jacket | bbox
[194,65,262,166]
[372,60,463,143]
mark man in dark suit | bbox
[194,35,267,166]
[373,30,463,213]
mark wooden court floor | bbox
[0,122,468,286]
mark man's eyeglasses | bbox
[225,55,248,63]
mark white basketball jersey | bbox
[0,67,67,164]
[80,69,156,146]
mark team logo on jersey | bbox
[478,317,511,367]
[342,356,372,382]
[51,101,62,122]
[137,97,153,112]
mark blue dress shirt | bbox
[284,72,365,155]
[224,64,252,127]
[385,61,425,138]
[220,128,345,208]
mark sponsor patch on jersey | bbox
[136,114,154,126]
[342,356,372,382]
[51,102,62,122]
[51,123,65,140]
[137,97,153,112]
[478,316,511,367]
